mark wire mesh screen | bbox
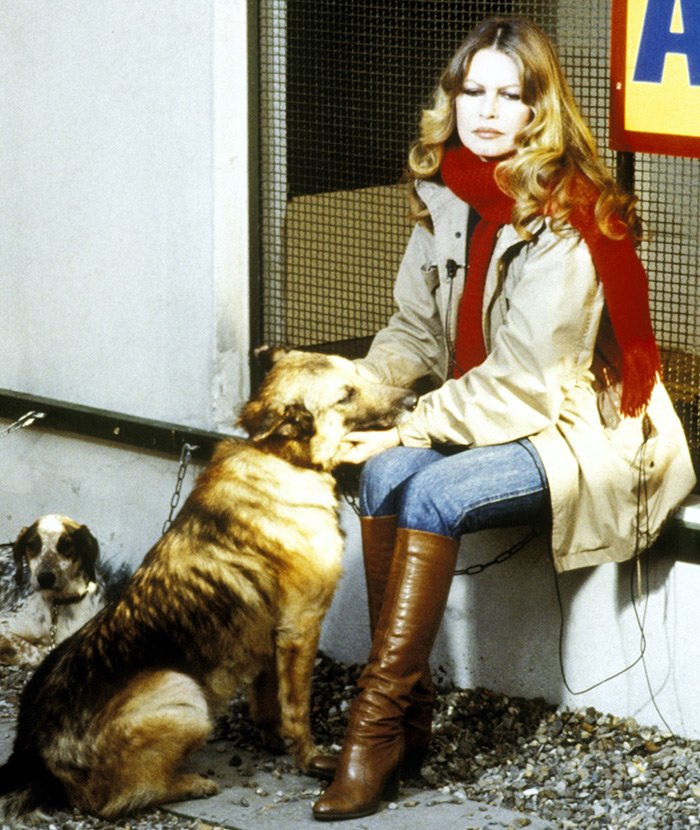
[637,153,700,477]
[257,0,699,472]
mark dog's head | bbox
[13,515,100,599]
[239,346,417,471]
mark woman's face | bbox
[455,48,532,160]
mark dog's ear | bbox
[12,525,32,586]
[253,345,289,376]
[277,404,314,439]
[243,402,314,442]
[74,525,100,583]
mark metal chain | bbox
[453,527,542,576]
[341,488,361,517]
[0,410,46,438]
[162,442,199,535]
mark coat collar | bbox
[415,180,470,284]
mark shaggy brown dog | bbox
[0,347,415,820]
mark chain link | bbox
[0,410,46,438]
[341,488,361,517]
[162,442,199,535]
[453,527,541,576]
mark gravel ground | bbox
[1,655,699,830]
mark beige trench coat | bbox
[358,181,696,572]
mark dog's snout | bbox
[37,571,56,590]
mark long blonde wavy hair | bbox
[408,16,641,241]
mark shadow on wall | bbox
[438,529,677,706]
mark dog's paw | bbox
[172,773,220,802]
[295,743,338,778]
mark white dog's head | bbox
[13,515,100,600]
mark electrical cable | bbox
[551,420,675,735]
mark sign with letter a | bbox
[611,0,700,157]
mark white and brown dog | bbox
[0,515,105,667]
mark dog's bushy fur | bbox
[0,347,415,820]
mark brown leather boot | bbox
[361,515,399,635]
[305,515,398,781]
[312,529,458,821]
[306,516,434,781]
[361,515,434,779]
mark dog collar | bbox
[52,593,89,607]
[49,582,98,647]
[50,581,98,606]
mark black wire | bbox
[550,424,675,736]
[632,423,675,735]
[551,547,648,696]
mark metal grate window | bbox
[257,0,699,473]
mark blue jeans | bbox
[359,439,550,539]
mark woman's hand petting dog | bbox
[338,427,401,465]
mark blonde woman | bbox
[312,16,695,821]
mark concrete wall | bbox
[0,0,249,566]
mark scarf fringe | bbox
[619,340,662,418]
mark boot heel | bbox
[382,765,401,802]
[401,746,428,780]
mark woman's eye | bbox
[462,87,483,97]
[501,91,522,101]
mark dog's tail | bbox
[0,749,65,821]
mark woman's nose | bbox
[480,92,498,118]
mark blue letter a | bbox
[633,0,700,85]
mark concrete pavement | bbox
[0,721,555,830]
[166,740,556,830]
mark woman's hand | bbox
[337,427,401,465]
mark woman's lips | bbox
[474,128,503,138]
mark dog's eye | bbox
[56,539,74,558]
[25,538,41,559]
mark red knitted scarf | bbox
[440,144,661,417]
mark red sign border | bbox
[610,0,700,158]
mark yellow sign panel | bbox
[611,0,700,156]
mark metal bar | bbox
[307,337,374,359]
[248,0,265,392]
[616,150,635,194]
[0,389,226,458]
